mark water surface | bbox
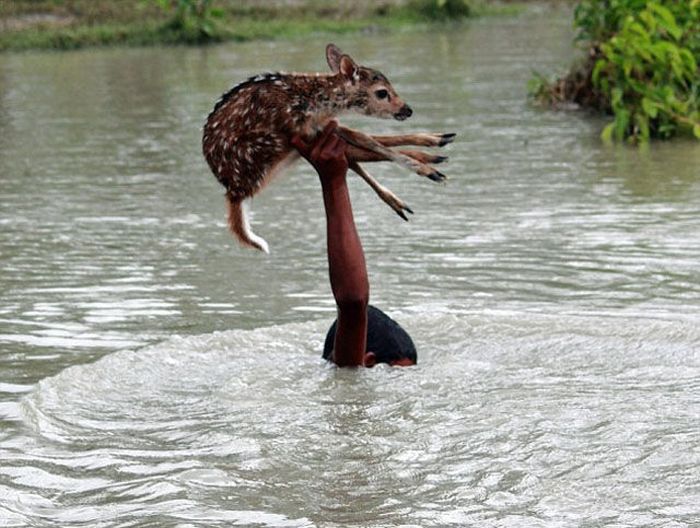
[1,8,699,527]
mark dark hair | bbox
[322,305,417,364]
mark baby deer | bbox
[202,43,455,253]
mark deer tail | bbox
[226,194,270,254]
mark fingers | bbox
[320,119,338,136]
[291,120,346,161]
[290,134,310,156]
[291,121,336,157]
[313,122,346,159]
[329,132,346,158]
[315,121,339,151]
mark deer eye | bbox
[374,89,389,100]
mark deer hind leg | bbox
[337,126,447,182]
[349,161,413,221]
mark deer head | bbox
[326,44,413,121]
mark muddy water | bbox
[1,8,699,528]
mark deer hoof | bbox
[427,170,447,182]
[387,197,413,221]
[439,133,456,147]
[396,205,414,221]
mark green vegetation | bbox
[154,0,224,43]
[531,0,700,143]
[405,0,472,20]
[0,1,380,51]
[0,0,524,53]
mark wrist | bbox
[317,166,348,187]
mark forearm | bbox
[321,175,369,308]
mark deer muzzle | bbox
[394,105,413,121]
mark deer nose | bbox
[395,105,413,121]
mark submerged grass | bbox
[0,0,528,52]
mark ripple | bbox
[9,312,698,526]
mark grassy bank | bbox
[0,0,525,52]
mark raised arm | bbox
[291,121,369,367]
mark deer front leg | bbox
[398,149,448,165]
[337,126,447,182]
[349,161,413,221]
[371,132,456,148]
[346,145,448,165]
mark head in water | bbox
[323,305,417,367]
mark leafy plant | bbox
[532,0,700,143]
[153,0,224,42]
[406,0,472,21]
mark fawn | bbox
[202,43,455,253]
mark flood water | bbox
[1,7,699,527]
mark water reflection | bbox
[593,141,700,200]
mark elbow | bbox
[336,292,369,315]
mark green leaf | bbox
[642,97,658,118]
[601,122,615,143]
[622,59,633,79]
[639,11,656,32]
[694,124,700,139]
[611,87,624,107]
[615,109,631,141]
[628,21,648,40]
[648,3,682,40]
[592,59,606,86]
[635,113,650,141]
[679,50,697,76]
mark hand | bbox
[291,121,348,181]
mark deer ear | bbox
[326,43,344,73]
[339,55,358,80]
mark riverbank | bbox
[0,0,528,52]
